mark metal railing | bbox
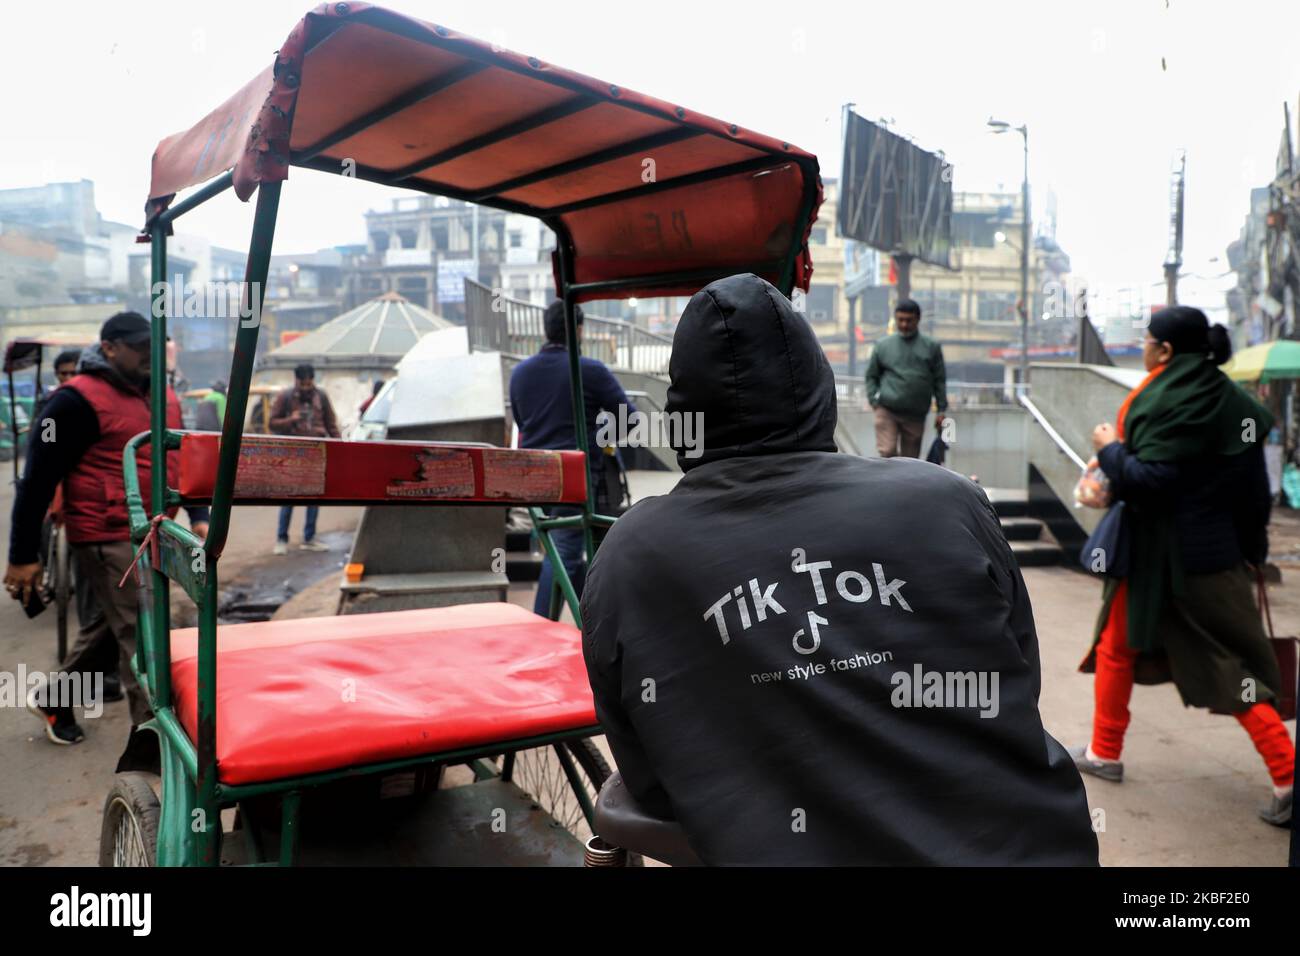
[465,278,673,375]
[464,278,544,354]
[1018,393,1087,470]
[835,375,1029,409]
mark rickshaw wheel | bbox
[499,739,642,865]
[98,773,160,867]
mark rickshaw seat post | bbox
[193,178,282,866]
[204,179,282,561]
[555,236,597,570]
[147,226,171,708]
[142,179,281,866]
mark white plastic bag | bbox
[1073,459,1111,510]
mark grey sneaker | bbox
[1067,743,1123,783]
[1258,789,1292,827]
[273,541,289,555]
[299,540,329,552]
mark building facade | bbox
[803,185,1073,382]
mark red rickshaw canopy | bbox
[146,2,822,301]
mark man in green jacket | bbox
[865,298,948,458]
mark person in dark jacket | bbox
[4,312,181,764]
[193,380,227,433]
[25,350,82,427]
[865,298,948,458]
[52,349,80,386]
[509,301,633,616]
[581,273,1098,865]
[39,347,209,707]
[359,378,384,416]
[1075,306,1294,826]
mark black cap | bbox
[100,311,152,347]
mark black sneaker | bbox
[25,678,86,745]
[82,670,125,706]
[101,672,124,703]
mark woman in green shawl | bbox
[1071,306,1294,827]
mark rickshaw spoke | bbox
[498,742,600,839]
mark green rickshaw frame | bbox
[122,6,820,867]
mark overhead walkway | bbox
[469,285,1136,571]
[470,280,863,467]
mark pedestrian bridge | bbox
[464,280,1140,562]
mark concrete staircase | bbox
[986,488,1064,568]
[504,483,1067,581]
[505,526,542,583]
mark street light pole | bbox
[1019,126,1030,390]
[989,118,1031,390]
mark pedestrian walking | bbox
[4,312,181,770]
[1074,306,1294,826]
[268,363,340,554]
[865,298,948,458]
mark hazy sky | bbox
[4,0,1298,316]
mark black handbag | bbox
[1079,501,1129,577]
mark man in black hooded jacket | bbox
[581,273,1097,865]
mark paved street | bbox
[1030,565,1294,865]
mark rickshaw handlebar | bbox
[122,430,184,538]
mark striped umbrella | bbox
[1221,339,1300,383]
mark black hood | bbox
[666,273,837,471]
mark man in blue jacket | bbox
[509,302,634,616]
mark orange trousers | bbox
[1091,580,1295,788]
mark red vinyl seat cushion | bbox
[168,603,598,785]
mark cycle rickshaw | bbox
[103,1,820,866]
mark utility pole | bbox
[847,295,857,377]
[1164,150,1186,307]
[989,118,1030,388]
[895,254,913,303]
[472,202,480,285]
[841,102,859,376]
[1019,128,1030,388]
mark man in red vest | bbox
[4,312,180,762]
